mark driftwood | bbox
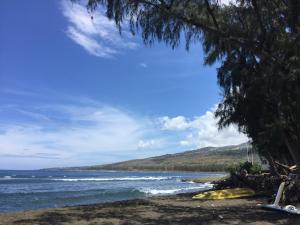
[215,172,300,204]
[274,161,298,175]
[228,173,281,194]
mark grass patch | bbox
[192,175,229,183]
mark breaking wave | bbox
[141,183,214,196]
[53,176,173,182]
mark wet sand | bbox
[0,192,299,225]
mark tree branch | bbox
[204,0,219,30]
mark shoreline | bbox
[39,168,228,173]
[1,192,299,225]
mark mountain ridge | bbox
[77,142,259,172]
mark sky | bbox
[0,0,247,170]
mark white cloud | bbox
[62,0,137,58]
[179,139,191,146]
[138,139,162,149]
[67,26,118,57]
[159,106,248,148]
[159,116,190,130]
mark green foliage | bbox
[249,163,263,175]
[227,161,262,175]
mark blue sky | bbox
[0,0,247,169]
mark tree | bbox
[83,0,300,174]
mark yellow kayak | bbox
[192,188,256,200]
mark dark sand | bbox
[0,192,299,225]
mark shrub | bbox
[226,161,262,175]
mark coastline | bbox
[1,192,299,225]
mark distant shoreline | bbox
[42,168,227,174]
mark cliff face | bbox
[81,143,260,172]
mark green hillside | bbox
[81,143,260,172]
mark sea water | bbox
[0,170,225,213]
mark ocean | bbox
[0,170,225,213]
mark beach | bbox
[1,192,299,225]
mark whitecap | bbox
[141,183,214,196]
[53,176,172,182]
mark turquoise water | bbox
[0,170,224,212]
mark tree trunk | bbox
[265,152,280,176]
[283,132,300,175]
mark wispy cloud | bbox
[0,97,169,169]
[139,63,148,68]
[61,0,138,58]
[0,104,145,155]
[0,88,38,97]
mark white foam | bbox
[141,183,214,196]
[145,189,181,195]
[53,176,172,182]
[0,177,33,180]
